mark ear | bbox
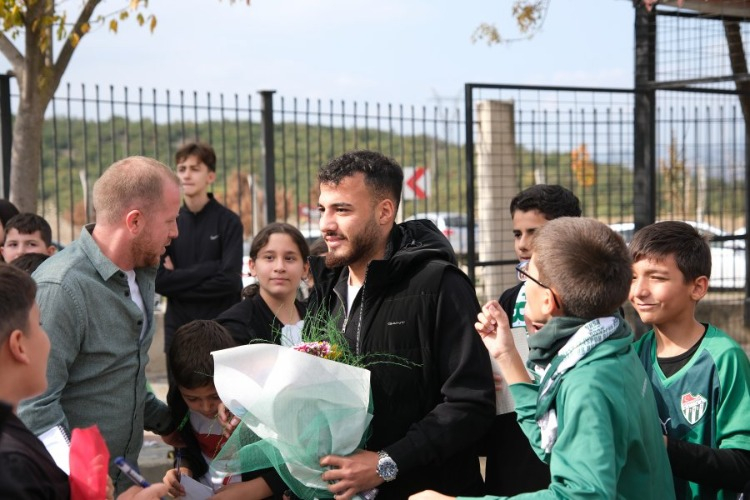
[125,209,143,235]
[690,275,709,301]
[207,170,217,184]
[6,330,30,365]
[540,288,560,317]
[377,198,396,226]
[46,245,57,256]
[248,258,257,277]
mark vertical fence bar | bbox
[81,84,91,222]
[95,85,103,177]
[280,97,288,221]
[234,94,242,219]
[51,97,61,239]
[66,83,74,240]
[153,88,159,161]
[259,90,276,224]
[138,88,145,154]
[464,84,476,283]
[0,74,12,199]
[109,86,116,165]
[124,86,130,155]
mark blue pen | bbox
[114,456,150,488]
[175,449,182,482]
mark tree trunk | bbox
[9,91,45,213]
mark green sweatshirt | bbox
[461,320,675,499]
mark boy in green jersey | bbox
[630,221,750,499]
[410,217,675,500]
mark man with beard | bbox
[18,156,180,494]
[310,150,495,499]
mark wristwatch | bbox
[376,450,398,482]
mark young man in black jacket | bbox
[311,150,495,499]
[156,142,244,360]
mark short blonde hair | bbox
[93,156,179,225]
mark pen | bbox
[175,449,182,482]
[114,456,150,488]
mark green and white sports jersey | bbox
[635,324,750,499]
[510,282,527,328]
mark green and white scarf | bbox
[529,315,623,453]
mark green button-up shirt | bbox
[18,225,171,493]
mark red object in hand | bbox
[69,425,110,500]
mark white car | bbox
[403,212,477,256]
[609,221,746,289]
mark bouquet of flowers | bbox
[210,311,374,499]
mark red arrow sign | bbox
[405,166,427,199]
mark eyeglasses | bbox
[516,260,561,310]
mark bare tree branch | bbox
[0,33,24,74]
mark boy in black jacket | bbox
[156,142,243,364]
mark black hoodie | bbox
[308,220,495,498]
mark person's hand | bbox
[163,256,174,271]
[105,475,115,500]
[160,430,185,448]
[117,483,169,500]
[493,373,505,392]
[476,301,532,385]
[163,467,191,497]
[217,403,240,438]
[319,450,382,500]
[475,300,516,360]
[409,490,456,500]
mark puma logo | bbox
[209,234,220,240]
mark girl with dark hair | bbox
[216,222,309,346]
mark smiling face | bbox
[512,209,549,261]
[178,383,222,420]
[318,173,390,274]
[630,255,706,328]
[249,232,309,304]
[176,154,216,199]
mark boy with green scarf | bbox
[410,217,674,500]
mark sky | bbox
[0,0,636,108]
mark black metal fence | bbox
[20,83,467,245]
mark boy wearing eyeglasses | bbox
[484,185,581,496]
[410,217,675,499]
[629,221,750,498]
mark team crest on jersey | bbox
[680,392,708,425]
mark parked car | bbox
[609,221,746,289]
[403,212,478,256]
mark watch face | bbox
[377,456,398,481]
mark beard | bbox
[324,217,381,269]
[132,231,163,268]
